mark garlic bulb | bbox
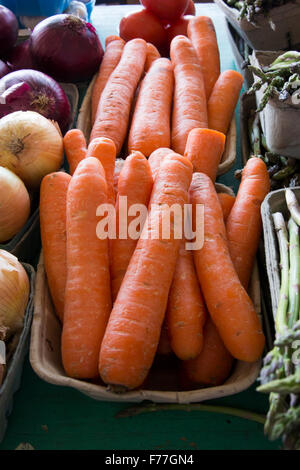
[0,250,29,341]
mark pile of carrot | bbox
[39,15,271,393]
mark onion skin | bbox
[6,40,36,72]
[0,60,10,79]
[0,110,64,189]
[0,167,30,243]
[0,69,71,133]
[0,5,18,57]
[0,250,29,341]
[30,14,104,83]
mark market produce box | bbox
[261,187,300,320]
[213,0,300,51]
[29,182,264,404]
[250,51,300,158]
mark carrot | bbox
[63,129,87,176]
[182,316,234,386]
[90,38,147,155]
[40,171,71,323]
[166,240,207,360]
[184,128,226,182]
[61,157,112,379]
[226,157,270,290]
[170,35,208,155]
[208,70,244,135]
[217,192,236,222]
[145,42,161,72]
[86,137,116,207]
[99,153,193,390]
[187,16,220,100]
[128,58,174,157]
[189,172,265,362]
[91,35,125,126]
[110,151,153,301]
[148,148,175,181]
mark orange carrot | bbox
[90,38,147,155]
[99,153,193,390]
[187,16,220,100]
[189,172,265,362]
[217,192,236,222]
[226,157,270,290]
[40,171,71,323]
[182,316,234,386]
[86,137,116,206]
[91,35,125,125]
[170,35,208,155]
[208,70,244,135]
[63,129,87,176]
[110,151,153,301]
[166,240,207,360]
[61,157,112,379]
[128,58,174,157]
[184,128,226,182]
[145,42,161,72]
[148,148,175,181]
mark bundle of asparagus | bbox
[224,0,292,24]
[248,51,300,111]
[247,109,300,190]
[257,188,300,449]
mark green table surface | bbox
[0,3,281,451]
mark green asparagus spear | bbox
[269,51,300,71]
[287,218,300,328]
[272,166,296,181]
[273,212,290,335]
[285,188,300,226]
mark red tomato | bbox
[119,9,167,51]
[184,0,196,16]
[140,0,189,23]
[166,15,194,46]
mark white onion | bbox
[0,167,31,243]
[0,111,64,189]
[0,250,29,341]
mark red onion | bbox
[0,69,71,133]
[0,60,10,79]
[30,14,104,83]
[6,40,36,72]
[0,5,18,57]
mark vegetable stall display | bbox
[0,0,292,450]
